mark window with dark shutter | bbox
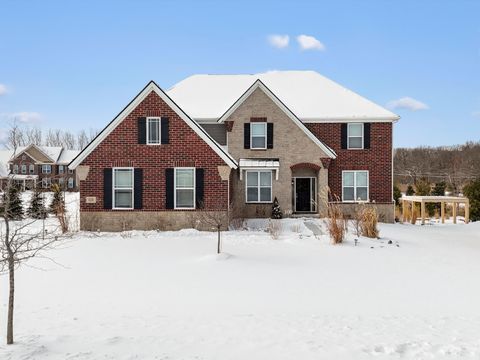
[364,123,371,149]
[165,168,174,209]
[244,123,250,149]
[138,117,146,144]
[267,123,274,149]
[103,168,112,209]
[195,168,204,208]
[161,117,169,144]
[134,169,143,209]
[341,124,348,149]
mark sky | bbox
[0,0,479,148]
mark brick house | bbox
[70,71,399,231]
[0,144,79,191]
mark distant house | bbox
[0,144,79,191]
[70,71,399,231]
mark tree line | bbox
[3,125,99,151]
[394,141,480,192]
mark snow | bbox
[1,194,480,359]
[57,149,80,164]
[167,71,399,121]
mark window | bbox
[342,171,369,202]
[147,117,161,145]
[29,164,34,174]
[347,123,363,149]
[42,165,52,174]
[59,177,64,186]
[250,123,267,149]
[13,164,18,174]
[59,165,64,174]
[68,168,74,174]
[174,168,195,209]
[42,177,52,189]
[21,164,27,174]
[113,168,134,209]
[68,178,74,189]
[22,155,26,160]
[246,171,272,203]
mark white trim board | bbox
[217,80,337,159]
[69,81,238,169]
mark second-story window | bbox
[21,164,27,174]
[13,164,18,174]
[147,117,161,145]
[59,165,64,174]
[42,165,52,174]
[347,123,364,149]
[29,164,35,174]
[251,123,267,149]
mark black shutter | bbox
[267,123,274,149]
[364,123,371,149]
[341,124,348,149]
[103,168,112,209]
[134,168,143,209]
[138,117,146,144]
[165,168,174,209]
[244,123,250,149]
[161,117,169,144]
[195,168,204,208]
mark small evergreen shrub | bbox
[49,183,65,215]
[271,197,283,219]
[1,184,24,220]
[393,184,402,206]
[406,185,415,196]
[27,187,47,219]
[463,178,480,222]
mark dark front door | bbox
[295,178,311,212]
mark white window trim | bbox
[42,177,52,189]
[13,164,18,174]
[68,177,74,189]
[250,122,267,150]
[342,170,369,202]
[347,123,364,150]
[59,165,64,174]
[174,167,196,210]
[29,164,35,174]
[245,170,273,203]
[146,117,162,145]
[42,164,52,174]
[21,164,27,174]
[112,167,134,210]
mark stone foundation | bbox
[336,202,395,223]
[80,211,229,232]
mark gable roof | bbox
[219,79,337,159]
[167,71,399,122]
[13,144,63,163]
[69,81,238,169]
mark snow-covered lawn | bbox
[1,193,480,359]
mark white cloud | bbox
[296,34,325,51]
[0,84,7,95]
[268,34,289,49]
[386,97,429,111]
[0,111,43,124]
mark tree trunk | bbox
[7,257,14,345]
[217,225,221,254]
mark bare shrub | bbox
[403,202,411,223]
[411,206,418,224]
[230,218,245,230]
[290,223,301,233]
[327,202,346,244]
[268,219,283,240]
[360,207,379,238]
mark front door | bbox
[295,178,312,212]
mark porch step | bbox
[290,213,321,219]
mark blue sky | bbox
[1,0,479,147]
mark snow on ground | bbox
[1,194,480,359]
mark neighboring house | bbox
[70,71,399,231]
[0,144,79,191]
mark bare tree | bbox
[45,129,62,147]
[76,129,89,150]
[5,121,26,150]
[195,201,229,254]
[61,131,76,149]
[25,127,42,145]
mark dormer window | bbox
[250,123,267,149]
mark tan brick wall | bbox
[226,87,329,218]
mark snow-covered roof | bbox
[239,158,280,168]
[39,146,63,162]
[58,149,80,164]
[167,71,399,122]
[0,150,12,177]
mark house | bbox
[69,71,399,231]
[0,144,80,191]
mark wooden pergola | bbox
[401,196,470,225]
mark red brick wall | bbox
[306,122,393,203]
[80,91,229,211]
